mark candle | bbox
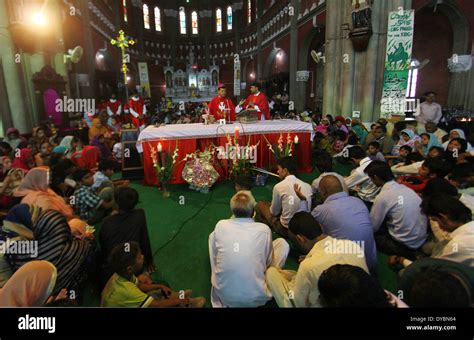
[158,142,163,153]
[294,135,299,144]
[235,126,240,140]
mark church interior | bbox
[0,0,474,315]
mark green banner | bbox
[380,10,415,118]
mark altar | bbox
[137,120,314,186]
[164,45,220,102]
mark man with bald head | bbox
[297,175,377,270]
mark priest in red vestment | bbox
[236,82,270,121]
[106,94,122,117]
[128,92,147,131]
[208,84,236,122]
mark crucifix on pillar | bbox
[111,30,135,98]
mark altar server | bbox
[106,94,122,117]
[128,92,147,131]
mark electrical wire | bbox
[153,190,215,255]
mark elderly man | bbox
[425,121,448,144]
[209,191,290,307]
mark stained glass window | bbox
[216,8,222,32]
[192,11,198,34]
[154,7,161,32]
[143,4,150,29]
[227,6,232,30]
[179,7,186,34]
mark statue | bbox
[352,0,372,29]
[349,0,373,52]
[188,46,195,66]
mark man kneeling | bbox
[209,191,290,307]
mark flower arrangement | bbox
[182,147,219,193]
[263,133,298,161]
[220,132,260,177]
[150,142,180,197]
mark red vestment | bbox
[128,97,147,128]
[208,96,236,122]
[242,92,270,120]
[107,99,122,116]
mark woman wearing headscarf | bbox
[13,167,75,219]
[91,134,113,161]
[29,127,48,152]
[0,261,57,307]
[442,129,473,151]
[71,146,100,170]
[4,208,92,295]
[60,136,83,159]
[4,128,26,151]
[414,133,442,157]
[0,156,24,208]
[392,129,421,155]
[11,148,35,173]
[333,116,349,134]
[88,118,109,143]
[351,118,369,145]
[315,118,330,136]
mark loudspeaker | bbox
[121,129,144,180]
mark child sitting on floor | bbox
[93,160,129,191]
[72,169,115,224]
[367,141,385,162]
[396,158,450,194]
[101,242,206,308]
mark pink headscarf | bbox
[0,261,57,307]
[13,167,75,218]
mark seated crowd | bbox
[0,111,473,308]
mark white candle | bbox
[158,143,163,153]
[294,135,299,144]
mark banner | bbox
[234,61,241,96]
[138,62,151,98]
[380,10,414,118]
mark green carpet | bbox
[83,163,399,307]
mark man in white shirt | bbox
[266,212,368,307]
[415,92,443,130]
[421,194,474,268]
[256,157,313,238]
[209,191,290,307]
[344,146,380,204]
[365,161,428,260]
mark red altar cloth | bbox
[140,133,312,186]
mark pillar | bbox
[323,0,412,122]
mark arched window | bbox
[248,0,252,24]
[191,11,198,34]
[227,6,233,30]
[179,7,187,34]
[154,7,161,32]
[122,0,128,23]
[143,4,150,29]
[216,8,222,32]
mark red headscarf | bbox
[12,148,33,172]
